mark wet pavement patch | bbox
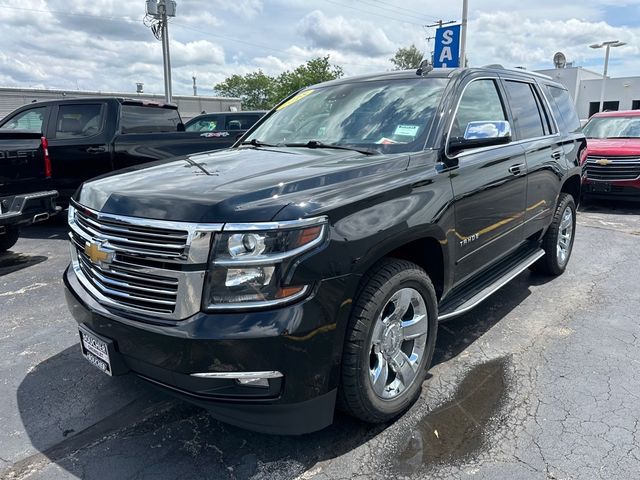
[393,357,509,475]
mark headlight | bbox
[203,217,328,310]
[68,204,76,225]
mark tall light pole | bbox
[590,40,626,113]
[459,0,468,67]
[145,0,177,104]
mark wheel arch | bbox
[561,174,582,206]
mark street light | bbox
[590,40,626,113]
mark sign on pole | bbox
[433,24,461,68]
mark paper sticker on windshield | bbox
[276,90,315,111]
[394,124,420,136]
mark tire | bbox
[0,226,20,253]
[530,193,576,276]
[339,258,438,423]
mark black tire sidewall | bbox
[547,194,576,274]
[0,226,20,253]
[346,262,438,421]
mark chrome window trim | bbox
[223,215,328,232]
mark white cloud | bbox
[297,10,396,56]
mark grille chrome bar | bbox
[586,156,640,182]
[69,201,222,320]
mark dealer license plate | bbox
[79,326,112,375]
[591,182,612,193]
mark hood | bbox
[587,138,640,157]
[77,147,410,223]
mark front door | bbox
[447,78,528,284]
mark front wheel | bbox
[530,193,576,276]
[339,259,438,423]
[0,226,20,253]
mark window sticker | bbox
[276,90,315,111]
[393,124,420,136]
[376,137,398,144]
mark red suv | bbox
[582,110,640,200]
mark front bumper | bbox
[582,180,640,201]
[63,265,358,434]
[0,190,60,229]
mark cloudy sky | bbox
[1,0,639,97]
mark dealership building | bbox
[536,66,640,122]
[0,87,241,121]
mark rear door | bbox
[448,77,528,284]
[46,102,111,200]
[501,78,560,238]
[0,106,51,196]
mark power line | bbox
[367,0,440,21]
[323,0,426,27]
[355,0,437,23]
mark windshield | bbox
[245,78,449,154]
[582,116,640,139]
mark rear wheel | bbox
[339,259,438,423]
[530,193,576,276]
[0,226,20,253]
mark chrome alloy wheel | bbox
[368,288,429,400]
[556,206,574,267]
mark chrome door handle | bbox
[551,151,562,160]
[86,146,106,154]
[508,163,526,175]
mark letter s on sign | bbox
[442,29,453,45]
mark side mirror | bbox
[448,120,512,154]
[177,122,185,132]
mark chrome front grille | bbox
[586,156,640,182]
[69,202,222,320]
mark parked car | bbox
[184,111,266,136]
[63,66,584,434]
[0,130,60,252]
[0,98,246,205]
[582,110,640,200]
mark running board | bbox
[438,248,545,321]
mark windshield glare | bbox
[246,78,449,154]
[582,116,640,139]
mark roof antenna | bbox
[416,59,433,76]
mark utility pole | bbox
[145,0,176,104]
[460,0,468,67]
[192,75,197,96]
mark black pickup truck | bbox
[0,97,250,205]
[63,66,585,434]
[0,131,59,252]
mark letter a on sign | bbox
[433,24,461,68]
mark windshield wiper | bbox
[241,138,279,147]
[283,140,376,155]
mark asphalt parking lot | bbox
[1,200,639,480]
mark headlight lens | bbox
[203,219,327,309]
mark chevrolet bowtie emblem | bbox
[85,241,114,266]
[595,158,612,166]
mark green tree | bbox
[272,56,343,103]
[389,44,424,70]
[214,70,276,110]
[214,56,344,110]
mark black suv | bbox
[64,66,585,434]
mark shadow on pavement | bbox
[18,224,68,241]
[579,197,640,215]
[0,251,47,276]
[10,271,542,479]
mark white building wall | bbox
[0,87,242,121]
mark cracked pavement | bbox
[0,199,639,480]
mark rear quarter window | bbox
[120,105,182,134]
[544,85,581,133]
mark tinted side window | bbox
[504,81,545,140]
[225,114,262,130]
[546,85,581,132]
[451,79,507,138]
[55,104,103,139]
[120,105,181,134]
[1,107,46,132]
[186,116,222,132]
